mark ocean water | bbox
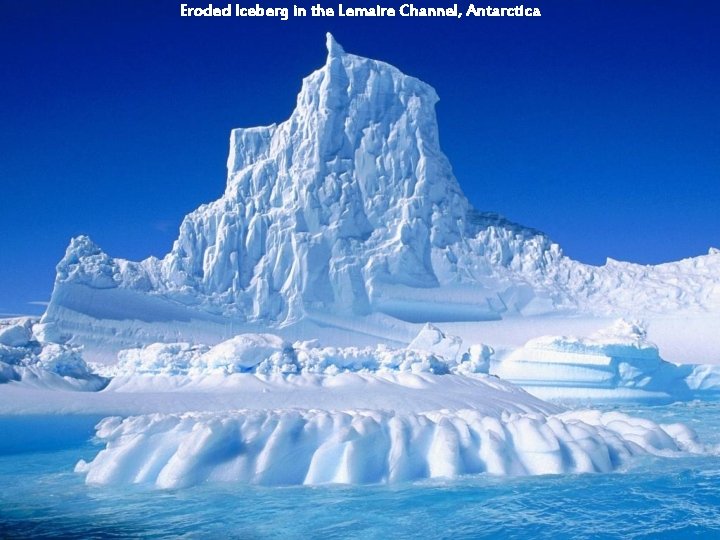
[1,402,719,539]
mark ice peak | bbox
[325,32,344,59]
[64,235,103,260]
[55,234,118,288]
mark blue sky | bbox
[1,0,718,315]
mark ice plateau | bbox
[36,33,720,361]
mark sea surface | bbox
[1,401,719,539]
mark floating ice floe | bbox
[75,407,709,488]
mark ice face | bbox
[160,31,476,322]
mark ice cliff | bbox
[40,34,720,353]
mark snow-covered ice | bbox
[107,331,481,378]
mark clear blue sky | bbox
[1,0,718,316]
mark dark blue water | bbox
[1,403,719,539]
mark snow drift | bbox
[76,408,707,488]
[37,34,720,359]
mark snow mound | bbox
[0,319,34,347]
[492,319,714,401]
[293,342,449,375]
[456,343,494,374]
[406,324,492,373]
[115,343,210,376]
[0,319,106,391]
[76,408,706,488]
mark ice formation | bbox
[2,35,718,490]
[0,322,713,486]
[76,408,706,488]
[493,320,720,401]
[37,34,720,359]
[107,331,485,377]
[67,325,715,487]
[0,318,106,390]
[408,323,463,362]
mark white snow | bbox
[0,371,552,417]
[407,323,463,362]
[201,334,292,372]
[0,319,33,347]
[105,332,473,377]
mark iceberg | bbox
[0,35,717,493]
[35,34,720,362]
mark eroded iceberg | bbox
[35,33,720,361]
